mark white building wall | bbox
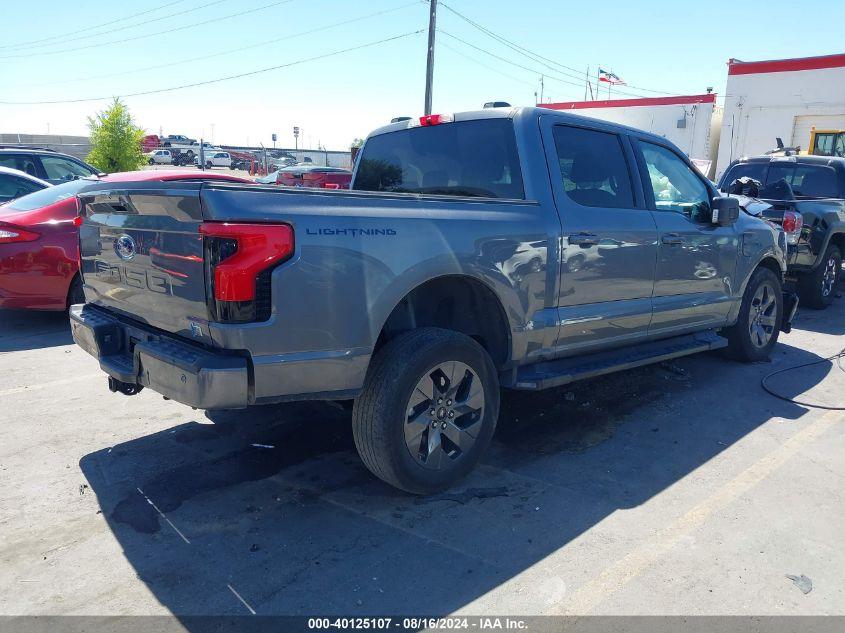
[715,56,845,179]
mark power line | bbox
[0,30,425,105]
[438,41,543,90]
[12,0,230,52]
[0,0,294,59]
[438,1,677,98]
[12,2,420,90]
[438,30,675,101]
[0,0,191,50]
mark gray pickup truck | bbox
[71,107,792,493]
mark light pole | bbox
[424,0,437,115]
[293,126,300,152]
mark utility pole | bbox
[424,0,437,115]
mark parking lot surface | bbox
[1,301,843,617]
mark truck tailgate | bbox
[78,181,211,338]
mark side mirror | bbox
[711,196,740,226]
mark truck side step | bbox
[507,331,728,390]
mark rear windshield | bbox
[719,162,767,191]
[2,178,93,212]
[354,119,525,199]
[766,163,839,199]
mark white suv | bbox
[147,149,173,165]
[196,152,231,169]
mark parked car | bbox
[0,166,50,204]
[256,165,352,188]
[195,151,232,169]
[70,107,790,494]
[0,147,99,185]
[161,135,197,147]
[141,135,160,152]
[0,170,252,311]
[718,154,845,308]
[146,149,174,165]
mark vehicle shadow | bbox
[79,341,830,619]
[788,298,845,336]
[0,309,72,352]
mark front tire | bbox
[798,244,841,309]
[352,328,500,494]
[724,267,783,362]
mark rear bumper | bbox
[70,304,250,409]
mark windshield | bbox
[2,178,94,212]
[354,118,524,199]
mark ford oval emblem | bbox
[114,234,137,260]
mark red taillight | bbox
[414,113,454,127]
[198,222,294,302]
[0,224,39,244]
[73,216,83,228]
[782,211,803,244]
[323,182,341,189]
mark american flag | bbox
[598,69,625,85]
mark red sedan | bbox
[0,170,252,311]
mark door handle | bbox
[569,233,599,248]
[661,233,685,245]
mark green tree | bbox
[86,98,146,173]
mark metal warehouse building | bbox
[542,94,722,177]
[715,52,845,178]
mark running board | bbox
[507,331,727,390]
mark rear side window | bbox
[3,178,90,212]
[354,119,524,199]
[0,174,44,199]
[766,163,838,198]
[552,125,634,209]
[0,154,39,177]
[720,162,767,192]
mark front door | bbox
[542,118,658,354]
[633,139,739,334]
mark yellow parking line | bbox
[0,373,102,397]
[549,409,842,615]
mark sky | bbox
[1,0,843,150]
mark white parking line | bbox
[0,373,102,397]
[227,583,257,615]
[549,408,842,615]
[136,487,191,545]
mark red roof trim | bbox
[728,53,845,75]
[542,93,717,110]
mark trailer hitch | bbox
[108,376,144,396]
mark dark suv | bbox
[0,147,99,185]
[718,155,845,308]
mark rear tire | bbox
[67,275,84,308]
[798,244,841,309]
[724,267,783,362]
[352,328,499,494]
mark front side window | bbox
[354,119,524,199]
[639,141,710,218]
[40,156,96,180]
[552,125,634,209]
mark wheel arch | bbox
[374,274,513,370]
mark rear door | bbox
[78,181,211,338]
[541,117,658,353]
[633,138,739,333]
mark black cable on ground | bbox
[761,346,845,410]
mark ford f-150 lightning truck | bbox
[70,107,791,493]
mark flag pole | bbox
[584,66,589,101]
